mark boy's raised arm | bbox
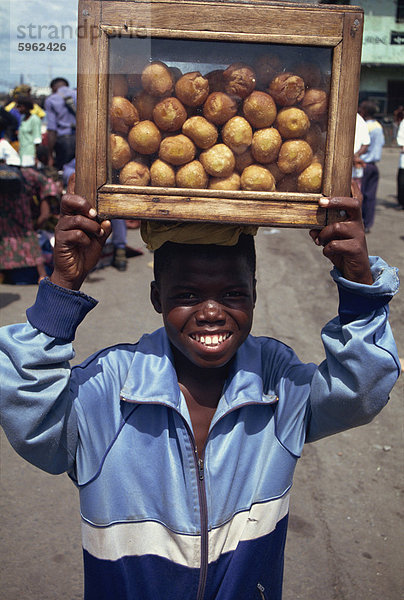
[0,182,112,474]
[309,182,373,285]
[303,184,400,441]
[50,175,112,290]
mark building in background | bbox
[321,0,404,143]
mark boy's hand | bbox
[50,175,112,290]
[309,182,373,285]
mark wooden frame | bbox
[76,0,364,228]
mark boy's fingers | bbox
[319,196,361,219]
[66,172,76,195]
[100,219,112,238]
[58,214,104,237]
[60,193,97,219]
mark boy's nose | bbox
[196,299,226,323]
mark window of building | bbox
[397,0,404,23]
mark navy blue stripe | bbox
[338,285,393,325]
[82,514,288,600]
[26,278,97,341]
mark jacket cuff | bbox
[26,278,98,341]
[331,257,400,324]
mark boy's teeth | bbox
[191,333,230,346]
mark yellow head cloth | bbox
[141,221,258,251]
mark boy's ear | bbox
[253,278,257,307]
[150,281,162,314]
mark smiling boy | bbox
[0,184,400,600]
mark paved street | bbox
[1,147,403,600]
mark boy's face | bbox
[151,250,256,370]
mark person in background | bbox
[62,157,76,190]
[15,95,42,167]
[394,106,404,210]
[0,106,19,143]
[111,219,129,271]
[5,85,46,151]
[44,78,76,171]
[358,101,385,233]
[0,137,47,284]
[5,84,46,123]
[352,112,370,189]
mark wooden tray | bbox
[76,0,364,228]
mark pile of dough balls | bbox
[109,57,328,193]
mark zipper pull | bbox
[198,457,204,481]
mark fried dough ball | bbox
[304,123,324,152]
[111,74,129,97]
[128,120,161,155]
[251,127,282,164]
[297,161,323,193]
[234,148,254,174]
[199,143,236,177]
[275,107,310,139]
[241,165,276,191]
[277,139,313,174]
[268,73,305,107]
[293,62,322,89]
[176,160,208,188]
[152,97,187,132]
[132,90,159,120]
[109,134,131,170]
[209,172,241,190]
[223,63,256,99]
[119,161,150,186]
[205,70,225,93]
[141,61,174,97]
[243,91,277,129]
[254,53,282,89]
[182,116,218,149]
[221,116,253,155]
[265,162,285,183]
[150,159,176,187]
[110,96,139,135]
[300,88,328,121]
[175,71,210,107]
[203,92,238,125]
[276,174,298,192]
[159,134,196,166]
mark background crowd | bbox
[0,79,403,285]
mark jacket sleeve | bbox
[0,278,98,474]
[306,256,400,442]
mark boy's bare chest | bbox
[179,383,219,454]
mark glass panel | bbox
[108,37,332,194]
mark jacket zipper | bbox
[180,417,209,600]
[195,452,209,600]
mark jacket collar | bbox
[120,328,277,420]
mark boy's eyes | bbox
[223,290,243,298]
[176,292,198,300]
[173,290,246,301]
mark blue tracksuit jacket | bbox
[0,256,400,600]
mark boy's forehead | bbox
[158,244,252,283]
[167,245,246,270]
